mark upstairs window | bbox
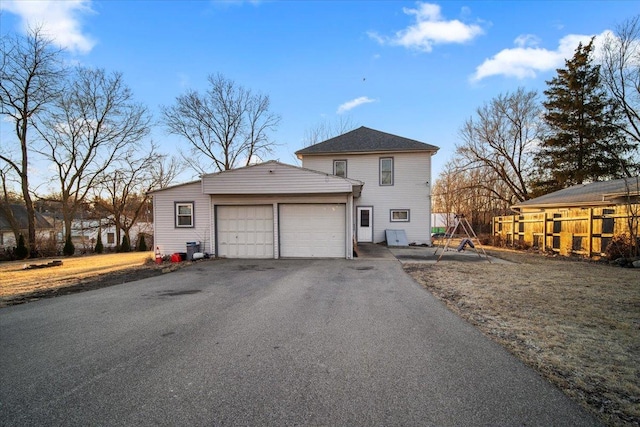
[333,160,347,178]
[380,157,393,186]
[176,202,194,228]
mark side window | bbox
[333,160,347,178]
[175,202,194,228]
[380,157,393,186]
[390,209,410,222]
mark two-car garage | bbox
[216,203,347,259]
[151,162,362,259]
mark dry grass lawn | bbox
[404,249,639,427]
[0,252,154,305]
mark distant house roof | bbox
[295,126,439,157]
[513,177,640,210]
[0,204,53,230]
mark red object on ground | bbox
[170,253,181,263]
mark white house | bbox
[296,126,439,246]
[151,127,438,259]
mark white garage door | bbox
[280,204,346,258]
[217,205,274,258]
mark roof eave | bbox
[512,200,618,210]
[297,148,438,158]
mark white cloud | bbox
[0,0,96,54]
[471,31,610,82]
[368,2,484,52]
[514,34,540,48]
[337,97,376,114]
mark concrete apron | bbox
[355,242,512,264]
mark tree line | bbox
[433,16,640,231]
[1,27,280,257]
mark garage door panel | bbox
[280,204,345,258]
[217,205,274,258]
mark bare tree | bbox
[302,116,357,146]
[0,27,67,254]
[601,15,640,169]
[150,154,184,191]
[161,73,281,174]
[433,159,512,233]
[34,67,151,246]
[456,87,542,204]
[94,144,164,250]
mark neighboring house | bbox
[493,177,640,257]
[296,126,439,245]
[66,218,153,251]
[150,126,439,259]
[0,204,55,251]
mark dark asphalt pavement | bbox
[0,258,599,426]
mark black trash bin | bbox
[186,241,201,261]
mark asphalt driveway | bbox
[0,258,598,426]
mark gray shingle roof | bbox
[0,204,53,230]
[295,126,439,156]
[513,177,640,209]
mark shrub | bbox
[63,235,75,256]
[604,234,634,261]
[120,235,131,252]
[137,234,147,251]
[37,237,59,258]
[94,232,104,254]
[15,234,29,259]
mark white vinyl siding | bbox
[202,162,358,195]
[152,181,212,256]
[279,204,346,258]
[302,152,432,245]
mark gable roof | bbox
[147,179,202,195]
[295,126,439,157]
[513,177,640,209]
[201,161,364,197]
[0,204,53,230]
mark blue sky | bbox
[1,0,638,186]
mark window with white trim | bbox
[390,209,410,222]
[380,157,393,186]
[175,202,194,228]
[333,160,347,178]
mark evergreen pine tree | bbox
[533,38,633,194]
[120,235,131,252]
[15,234,29,259]
[137,234,147,251]
[94,231,104,254]
[63,234,75,256]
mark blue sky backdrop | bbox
[1,0,638,186]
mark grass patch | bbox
[0,252,154,305]
[404,250,639,426]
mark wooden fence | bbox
[492,204,640,257]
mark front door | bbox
[357,206,373,242]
